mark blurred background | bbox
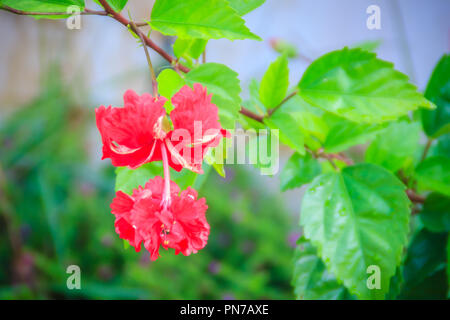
[0,0,449,299]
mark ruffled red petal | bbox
[95,90,166,169]
[110,191,142,252]
[167,83,229,173]
[110,177,209,261]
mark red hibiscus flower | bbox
[110,176,210,261]
[96,84,229,173]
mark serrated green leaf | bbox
[415,156,450,196]
[1,0,84,18]
[277,93,383,152]
[399,229,448,299]
[225,0,265,15]
[420,193,450,232]
[278,94,328,150]
[173,38,207,60]
[156,68,185,112]
[323,116,385,153]
[365,121,421,173]
[149,0,260,41]
[264,109,305,155]
[300,163,410,299]
[94,0,127,12]
[421,54,450,138]
[280,152,321,191]
[292,237,353,300]
[259,54,289,109]
[298,47,434,123]
[185,63,241,129]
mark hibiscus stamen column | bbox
[160,143,171,209]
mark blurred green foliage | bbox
[0,68,296,299]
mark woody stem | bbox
[161,143,171,208]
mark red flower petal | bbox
[110,177,209,261]
[167,83,229,173]
[95,90,166,169]
[110,191,142,252]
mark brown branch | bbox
[134,22,148,27]
[406,189,425,204]
[240,107,265,122]
[316,148,354,166]
[268,90,298,116]
[421,138,433,162]
[95,0,272,123]
[3,0,260,121]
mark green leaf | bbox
[280,152,321,191]
[365,121,421,173]
[173,38,207,60]
[421,54,450,138]
[292,237,353,300]
[239,80,266,130]
[246,130,279,175]
[115,162,199,195]
[352,40,381,52]
[278,94,383,152]
[185,63,241,129]
[205,144,226,178]
[415,156,450,196]
[149,0,260,41]
[1,0,84,18]
[300,163,410,299]
[248,79,266,115]
[277,94,328,150]
[298,47,434,123]
[404,229,447,285]
[420,193,450,232]
[385,267,403,300]
[115,164,161,194]
[264,109,305,155]
[94,0,127,12]
[225,0,265,15]
[323,116,385,153]
[156,69,185,112]
[259,54,289,109]
[434,134,450,158]
[399,229,448,299]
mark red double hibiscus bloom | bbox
[96,83,228,173]
[111,176,209,261]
